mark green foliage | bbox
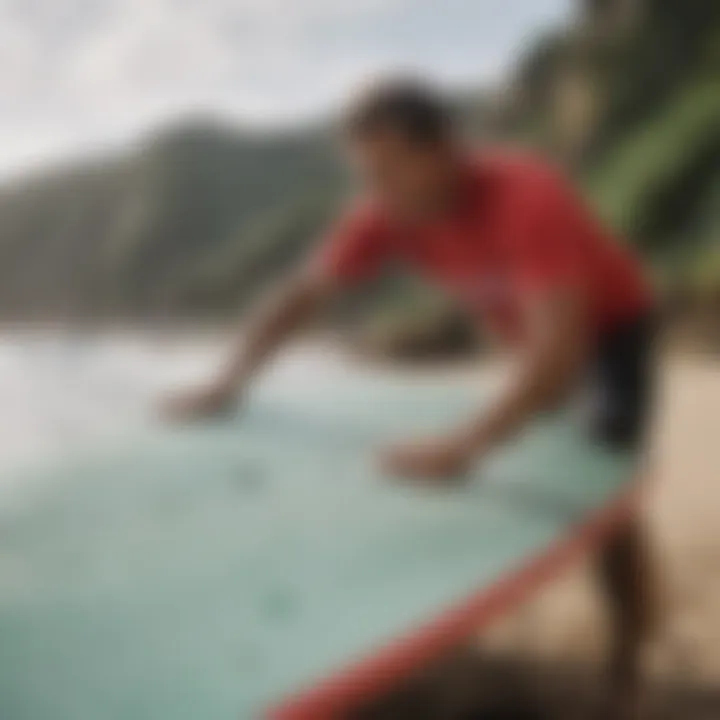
[585,81,720,250]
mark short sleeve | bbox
[311,202,393,286]
[509,170,589,298]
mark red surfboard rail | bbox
[267,478,645,719]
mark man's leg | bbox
[596,513,657,718]
[588,310,659,716]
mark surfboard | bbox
[0,369,639,719]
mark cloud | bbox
[0,0,570,177]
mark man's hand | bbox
[159,269,337,425]
[161,381,238,422]
[379,433,477,480]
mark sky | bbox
[0,0,572,177]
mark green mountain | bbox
[0,120,344,322]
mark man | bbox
[166,79,656,716]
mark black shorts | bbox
[580,311,658,450]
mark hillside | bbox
[512,0,720,288]
[0,121,343,323]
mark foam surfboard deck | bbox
[0,371,638,719]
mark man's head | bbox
[341,78,461,217]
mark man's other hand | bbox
[379,434,476,481]
[160,382,237,423]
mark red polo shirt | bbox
[315,152,651,342]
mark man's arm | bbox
[382,286,590,478]
[461,286,589,451]
[163,200,390,422]
[163,268,337,420]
